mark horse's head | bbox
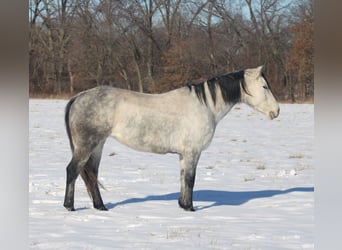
[242,66,280,120]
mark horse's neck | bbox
[183,82,237,124]
[211,101,236,123]
[201,83,237,123]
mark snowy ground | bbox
[29,99,314,249]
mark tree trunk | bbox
[67,59,74,94]
[134,58,143,93]
[146,0,154,90]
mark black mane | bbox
[187,70,248,105]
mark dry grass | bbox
[244,176,256,182]
[289,154,305,159]
[256,165,266,170]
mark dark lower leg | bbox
[64,162,79,211]
[64,183,76,211]
[81,159,107,211]
[179,168,196,211]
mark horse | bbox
[63,65,280,212]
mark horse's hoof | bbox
[183,206,195,212]
[64,205,75,211]
[178,199,195,211]
[95,205,108,211]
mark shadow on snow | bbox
[104,187,314,211]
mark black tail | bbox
[65,95,79,153]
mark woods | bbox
[29,0,313,102]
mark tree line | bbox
[29,0,313,102]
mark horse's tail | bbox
[65,95,77,153]
[65,90,90,152]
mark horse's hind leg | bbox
[63,152,91,211]
[80,141,107,211]
[64,136,103,211]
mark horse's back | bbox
[68,86,215,155]
[108,87,193,153]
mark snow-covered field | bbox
[29,99,314,249]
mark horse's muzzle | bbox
[269,107,280,120]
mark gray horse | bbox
[63,66,279,211]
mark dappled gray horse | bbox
[63,65,279,211]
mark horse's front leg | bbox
[178,152,201,211]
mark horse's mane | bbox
[187,70,248,106]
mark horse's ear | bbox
[245,65,264,77]
[257,65,264,74]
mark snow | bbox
[29,99,314,249]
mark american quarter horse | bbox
[63,65,279,211]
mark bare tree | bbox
[31,0,76,94]
[125,0,159,88]
[154,0,183,48]
[29,0,313,102]
[241,0,294,99]
[287,0,314,101]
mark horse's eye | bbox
[263,85,268,89]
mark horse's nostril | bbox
[269,111,275,119]
[270,107,280,119]
[269,109,279,120]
